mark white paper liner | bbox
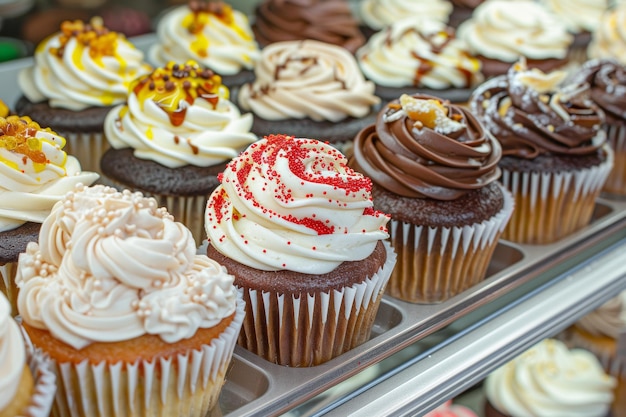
[23,341,57,417]
[61,131,108,175]
[38,298,244,417]
[603,124,626,196]
[237,240,397,367]
[500,145,613,244]
[386,183,514,304]
[0,261,18,316]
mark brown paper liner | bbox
[22,342,57,417]
[500,147,613,244]
[602,124,626,196]
[386,184,514,304]
[32,299,244,417]
[237,241,396,367]
[0,262,18,316]
[61,131,108,175]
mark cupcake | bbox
[588,2,626,65]
[102,61,257,245]
[0,293,56,417]
[237,40,380,153]
[356,17,483,104]
[149,1,261,89]
[16,184,245,417]
[205,134,396,367]
[470,59,612,244]
[0,115,98,315]
[253,0,365,54]
[359,0,452,38]
[16,17,152,174]
[484,339,616,417]
[457,0,573,78]
[570,59,626,196]
[350,94,513,303]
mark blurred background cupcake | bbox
[205,134,396,366]
[0,292,56,417]
[588,1,626,65]
[350,94,512,303]
[150,0,260,89]
[17,184,244,417]
[356,17,483,104]
[238,39,380,153]
[101,61,257,245]
[0,115,97,315]
[15,17,152,174]
[470,60,612,244]
[253,0,365,54]
[448,0,484,28]
[457,0,573,78]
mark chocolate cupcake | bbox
[350,94,513,303]
[470,59,612,244]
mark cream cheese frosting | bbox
[238,40,380,122]
[0,116,99,232]
[357,18,482,90]
[18,18,152,111]
[540,0,610,34]
[16,184,238,350]
[485,339,616,417]
[205,134,390,274]
[360,0,452,30]
[0,294,25,412]
[588,3,626,64]
[457,0,572,62]
[149,2,260,76]
[576,291,626,339]
[104,61,257,169]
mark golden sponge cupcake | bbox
[149,1,260,88]
[17,184,244,417]
[0,115,98,315]
[350,94,512,303]
[205,134,395,367]
[470,60,612,244]
[16,18,152,174]
[102,61,257,244]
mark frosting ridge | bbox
[360,0,452,30]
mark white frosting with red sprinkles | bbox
[205,134,390,274]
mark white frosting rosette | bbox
[588,3,626,64]
[540,0,611,34]
[360,0,452,30]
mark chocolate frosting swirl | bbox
[351,94,501,200]
[470,62,606,159]
[252,0,364,53]
[570,59,626,126]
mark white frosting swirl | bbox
[19,20,151,111]
[16,184,238,350]
[485,339,616,417]
[238,40,380,122]
[576,291,626,339]
[0,117,99,232]
[360,0,452,30]
[104,64,257,169]
[0,294,25,411]
[205,135,390,274]
[457,0,572,62]
[588,3,626,64]
[357,18,483,90]
[150,4,260,76]
[540,0,610,33]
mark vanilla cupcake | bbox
[588,2,626,65]
[359,0,452,37]
[150,1,260,88]
[17,184,244,417]
[16,18,152,173]
[0,115,98,315]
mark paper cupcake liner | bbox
[41,299,245,417]
[23,341,57,417]
[61,131,108,175]
[0,261,18,316]
[500,147,613,244]
[568,328,626,379]
[386,183,514,304]
[237,240,396,367]
[602,124,626,196]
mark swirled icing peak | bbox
[470,59,606,159]
[0,294,25,411]
[351,94,501,200]
[16,184,238,349]
[360,0,452,30]
[205,134,390,274]
[485,339,616,417]
[0,116,98,232]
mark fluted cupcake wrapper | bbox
[43,299,245,417]
[23,339,57,417]
[500,147,613,244]
[61,131,108,175]
[386,183,514,304]
[237,240,397,367]
[602,124,626,196]
[0,261,18,316]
